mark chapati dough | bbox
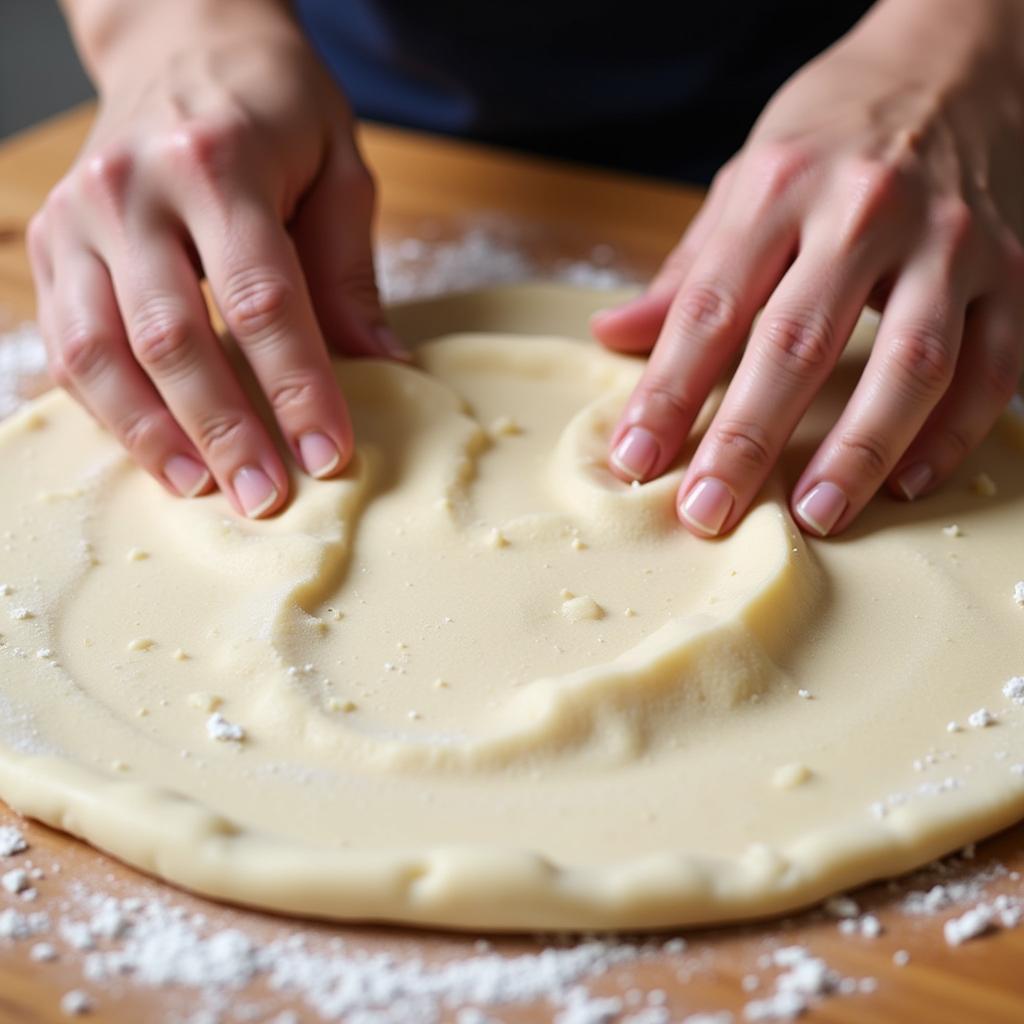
[0,285,1021,931]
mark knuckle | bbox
[640,379,696,425]
[268,375,319,414]
[710,418,773,471]
[222,272,292,341]
[939,423,973,460]
[60,324,109,380]
[164,118,245,180]
[675,282,737,334]
[837,159,912,247]
[194,412,248,455]
[119,407,169,454]
[131,312,194,375]
[748,141,809,203]
[887,327,955,395]
[79,149,133,209]
[45,179,76,219]
[759,309,837,379]
[835,430,891,478]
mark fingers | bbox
[592,159,737,354]
[791,248,971,536]
[47,241,214,497]
[100,230,290,517]
[886,293,1023,498]
[606,209,799,485]
[179,185,356,483]
[291,136,409,361]
[674,236,880,537]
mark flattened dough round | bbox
[0,286,1022,931]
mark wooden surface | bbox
[1,105,1024,1024]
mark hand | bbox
[594,0,1024,538]
[28,5,405,517]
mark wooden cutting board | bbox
[0,105,1023,1023]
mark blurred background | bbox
[1,0,93,139]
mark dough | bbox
[0,285,1022,931]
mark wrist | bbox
[62,0,304,93]
[848,0,1024,90]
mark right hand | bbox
[27,19,404,517]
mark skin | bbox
[598,0,1024,537]
[34,0,1024,532]
[31,0,408,518]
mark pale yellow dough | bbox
[0,286,1022,931]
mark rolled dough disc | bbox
[0,285,1022,931]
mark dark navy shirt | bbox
[294,1,874,184]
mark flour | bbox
[0,825,27,856]
[1003,676,1024,705]
[206,712,245,743]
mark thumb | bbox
[291,134,410,361]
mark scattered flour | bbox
[1013,581,1024,608]
[206,712,245,743]
[0,825,27,856]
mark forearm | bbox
[59,0,304,91]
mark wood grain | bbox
[1,105,1023,1023]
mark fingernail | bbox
[796,482,848,537]
[895,462,932,501]
[374,325,413,362]
[233,465,278,518]
[299,432,341,479]
[679,477,734,536]
[610,426,659,481]
[164,455,210,498]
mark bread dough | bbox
[0,285,1022,931]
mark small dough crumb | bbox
[206,712,245,743]
[571,537,587,551]
[968,708,996,729]
[942,524,963,538]
[772,763,813,789]
[947,721,962,733]
[126,547,149,562]
[10,607,33,621]
[126,638,155,652]
[797,688,813,700]
[560,595,605,622]
[326,698,358,713]
[1014,582,1024,608]
[487,528,508,549]
[970,473,998,497]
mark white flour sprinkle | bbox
[206,712,245,743]
[1013,581,1024,607]
[943,905,995,945]
[967,708,996,728]
[1,867,30,894]
[60,989,94,1016]
[1003,676,1024,705]
[0,825,27,856]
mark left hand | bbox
[594,0,1024,538]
